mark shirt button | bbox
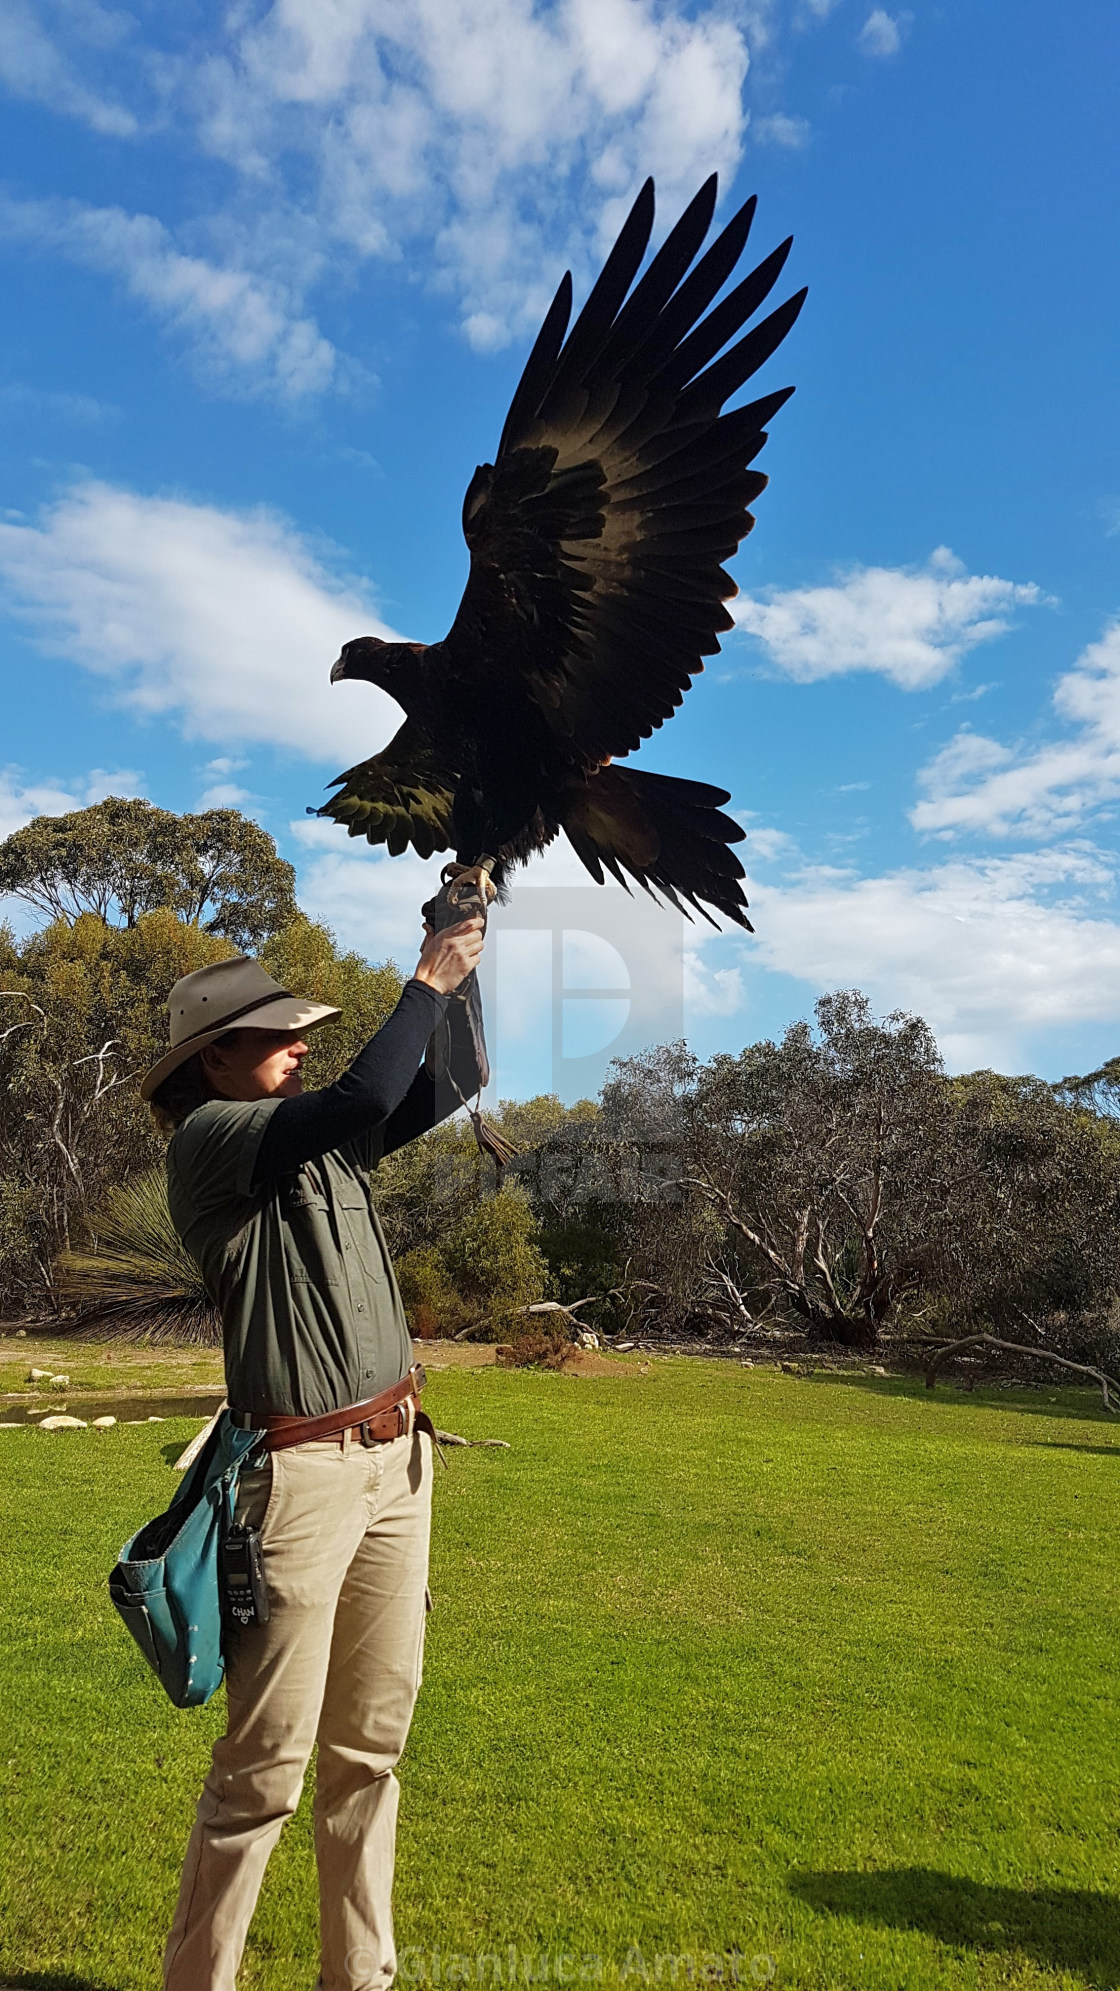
[356,1303,365,1313]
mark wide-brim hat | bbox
[141,955,340,1100]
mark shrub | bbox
[395,1247,471,1339]
[441,1193,549,1339]
[499,1313,575,1369]
[55,1168,220,1344]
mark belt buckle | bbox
[357,1403,408,1447]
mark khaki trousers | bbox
[164,1424,433,1991]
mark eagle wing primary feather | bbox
[449,174,806,767]
[319,722,456,861]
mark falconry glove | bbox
[421,863,517,1175]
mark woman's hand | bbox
[412,915,486,995]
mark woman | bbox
[141,910,485,1991]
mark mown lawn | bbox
[1,1359,1118,1990]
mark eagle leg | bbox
[442,857,499,913]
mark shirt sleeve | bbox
[171,1097,282,1210]
[250,978,449,1188]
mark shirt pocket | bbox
[280,1178,342,1287]
[336,1191,389,1285]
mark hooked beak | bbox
[330,653,348,684]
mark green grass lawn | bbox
[1,1360,1118,1990]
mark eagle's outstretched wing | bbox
[320,722,456,860]
[449,175,805,765]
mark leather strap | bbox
[233,1364,427,1453]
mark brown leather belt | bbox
[232,1364,428,1453]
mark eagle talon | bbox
[442,860,498,911]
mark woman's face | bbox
[201,1027,310,1102]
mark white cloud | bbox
[747,845,1120,1068]
[739,822,797,863]
[0,195,338,398]
[752,111,810,149]
[0,765,141,843]
[187,0,751,350]
[0,0,136,135]
[0,2,848,375]
[735,547,1045,689]
[0,480,403,763]
[684,951,744,1015]
[290,819,443,968]
[197,782,254,810]
[913,619,1120,839]
[859,9,904,55]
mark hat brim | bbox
[140,997,341,1101]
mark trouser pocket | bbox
[234,1454,277,1534]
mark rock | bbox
[48,1374,71,1390]
[575,1330,600,1350]
[27,1367,52,1382]
[13,1328,26,1337]
[0,1421,25,1428]
[92,1415,117,1429]
[147,1415,166,1423]
[780,1360,806,1376]
[38,1414,87,1430]
[869,1364,888,1377]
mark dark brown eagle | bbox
[321,173,805,929]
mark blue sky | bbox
[1,0,1118,1098]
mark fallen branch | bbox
[173,1401,226,1470]
[433,1428,511,1449]
[923,1333,1120,1416]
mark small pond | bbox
[1,1393,225,1424]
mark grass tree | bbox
[56,1167,219,1343]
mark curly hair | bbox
[148,1051,219,1137]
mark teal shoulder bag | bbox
[108,1411,264,1708]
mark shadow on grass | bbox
[805,1369,1116,1426]
[792,1867,1120,1984]
[1,1975,118,1990]
[1035,1441,1120,1456]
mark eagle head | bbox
[330,637,427,694]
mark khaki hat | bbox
[141,956,340,1100]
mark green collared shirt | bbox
[167,1098,411,1418]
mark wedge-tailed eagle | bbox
[321,175,805,929]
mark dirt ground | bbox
[0,1332,650,1404]
[417,1340,647,1377]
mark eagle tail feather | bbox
[561,765,752,931]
